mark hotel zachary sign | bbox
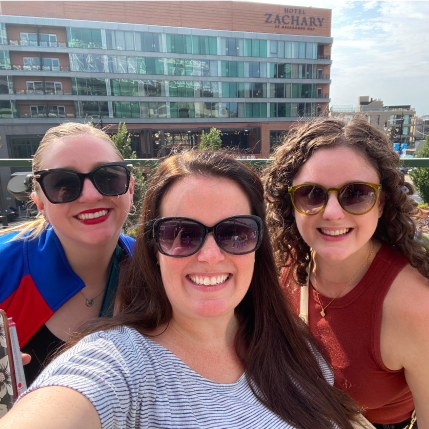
[264,8,324,32]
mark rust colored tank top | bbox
[280,244,414,424]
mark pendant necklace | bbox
[312,242,374,317]
[79,287,106,307]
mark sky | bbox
[241,0,429,116]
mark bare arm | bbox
[381,265,429,427]
[0,386,101,429]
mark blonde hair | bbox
[3,123,123,241]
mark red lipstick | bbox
[75,208,110,225]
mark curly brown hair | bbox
[264,118,429,285]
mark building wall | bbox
[1,2,331,37]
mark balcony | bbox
[316,74,330,80]
[9,40,67,48]
[316,93,330,99]
[317,55,331,60]
[11,64,70,72]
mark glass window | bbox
[244,39,252,57]
[299,42,306,59]
[284,42,292,59]
[23,57,40,71]
[210,60,218,77]
[209,37,217,55]
[39,34,57,47]
[0,51,10,70]
[185,59,193,76]
[249,62,259,78]
[251,40,259,57]
[253,83,266,98]
[116,56,128,73]
[271,83,284,98]
[26,81,44,95]
[127,57,137,74]
[67,27,102,48]
[269,40,278,58]
[0,24,7,45]
[45,81,63,95]
[291,42,299,59]
[20,33,37,46]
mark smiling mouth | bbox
[319,228,351,236]
[188,274,230,286]
[76,209,109,220]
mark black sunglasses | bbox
[153,215,263,257]
[33,162,132,204]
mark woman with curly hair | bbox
[264,118,429,429]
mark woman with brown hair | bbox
[2,151,359,429]
[0,122,135,390]
[264,118,429,428]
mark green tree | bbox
[111,122,147,233]
[198,127,222,150]
[410,135,429,204]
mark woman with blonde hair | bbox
[0,122,135,390]
[264,118,428,428]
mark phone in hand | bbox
[0,310,27,417]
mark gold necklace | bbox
[79,287,106,307]
[313,242,374,317]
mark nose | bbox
[77,178,103,202]
[197,233,225,263]
[322,192,345,221]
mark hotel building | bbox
[0,1,332,205]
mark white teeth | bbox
[321,228,350,236]
[77,210,108,220]
[189,274,230,286]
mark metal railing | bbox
[9,40,67,48]
[1,157,428,169]
[1,157,429,227]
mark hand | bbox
[21,353,31,366]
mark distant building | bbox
[0,0,334,206]
[330,96,415,148]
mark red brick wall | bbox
[1,1,331,37]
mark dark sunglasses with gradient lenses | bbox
[153,215,263,257]
[288,182,382,216]
[33,162,132,204]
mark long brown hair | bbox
[264,118,429,284]
[70,150,359,429]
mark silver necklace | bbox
[79,287,106,307]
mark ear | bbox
[31,191,44,212]
[129,176,135,203]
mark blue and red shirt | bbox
[0,228,134,347]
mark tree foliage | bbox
[198,127,222,150]
[111,122,147,233]
[410,135,429,204]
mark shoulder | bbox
[383,262,429,366]
[119,233,135,255]
[0,231,27,296]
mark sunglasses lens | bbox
[42,171,81,203]
[216,217,260,254]
[293,185,326,214]
[339,184,377,214]
[93,165,129,196]
[157,219,205,257]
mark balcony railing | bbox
[316,74,330,80]
[14,89,67,96]
[317,55,331,60]
[316,93,330,99]
[9,40,67,48]
[11,64,70,72]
